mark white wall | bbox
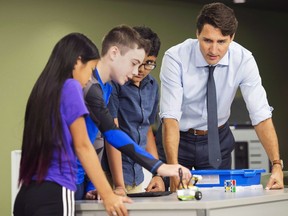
[11,150,21,215]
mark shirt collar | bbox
[125,74,154,88]
[93,68,106,87]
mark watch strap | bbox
[272,159,283,169]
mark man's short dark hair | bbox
[197,2,238,37]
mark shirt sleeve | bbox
[159,52,184,121]
[239,57,273,125]
[61,79,88,126]
[85,83,163,173]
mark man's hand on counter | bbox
[265,165,284,190]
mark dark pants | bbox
[14,181,74,216]
[156,122,235,189]
[75,174,92,200]
[75,181,85,200]
[156,122,235,169]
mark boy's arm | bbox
[105,118,126,195]
[85,83,162,173]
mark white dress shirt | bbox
[159,39,272,131]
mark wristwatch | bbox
[272,159,284,169]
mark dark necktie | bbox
[207,66,222,168]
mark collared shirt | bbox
[108,75,159,186]
[159,39,272,131]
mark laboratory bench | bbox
[75,188,288,216]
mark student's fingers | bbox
[114,204,127,216]
[85,194,95,199]
[145,183,154,192]
[85,191,97,200]
[146,183,160,192]
[111,197,131,216]
[105,196,129,216]
[146,178,158,191]
[180,165,192,180]
[146,176,165,192]
[111,211,117,216]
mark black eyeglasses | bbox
[139,61,157,71]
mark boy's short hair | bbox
[101,25,151,57]
[133,26,161,57]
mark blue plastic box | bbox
[191,169,265,187]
